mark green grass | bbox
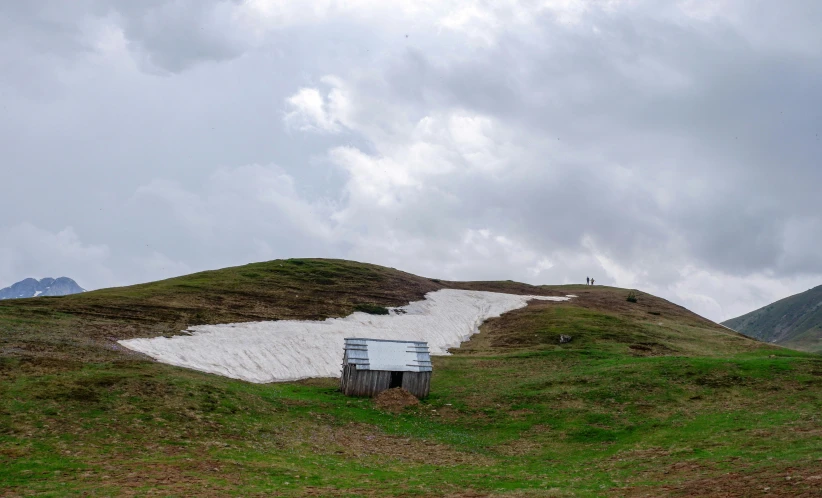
[0,258,437,324]
[0,259,443,363]
[1,260,821,496]
[3,344,820,496]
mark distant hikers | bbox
[591,278,595,286]
[586,277,590,285]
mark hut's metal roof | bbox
[343,338,432,372]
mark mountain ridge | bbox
[0,276,85,300]
[722,284,822,351]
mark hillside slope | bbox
[2,259,821,497]
[723,285,822,352]
[0,259,447,361]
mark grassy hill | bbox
[723,285,822,352]
[2,259,822,496]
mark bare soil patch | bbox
[374,387,420,413]
[305,422,493,467]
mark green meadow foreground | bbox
[1,259,821,496]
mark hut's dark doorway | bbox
[389,372,404,389]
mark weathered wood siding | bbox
[401,371,431,399]
[340,365,391,397]
[340,366,431,398]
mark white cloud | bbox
[135,179,214,238]
[130,164,336,272]
[285,89,340,133]
[0,224,114,290]
[136,251,193,283]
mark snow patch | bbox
[33,291,42,297]
[119,289,570,383]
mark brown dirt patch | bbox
[374,387,420,413]
[621,461,822,497]
[307,422,494,467]
[628,342,677,357]
[87,458,240,498]
[1,455,242,498]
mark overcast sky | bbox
[2,0,821,321]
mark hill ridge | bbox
[0,258,753,362]
[722,284,822,351]
[5,258,819,496]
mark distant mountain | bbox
[0,277,85,300]
[723,285,822,352]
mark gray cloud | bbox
[1,0,821,321]
[112,0,251,73]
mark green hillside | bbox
[2,259,822,496]
[723,285,822,352]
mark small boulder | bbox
[559,335,573,344]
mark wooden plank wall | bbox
[340,366,431,399]
[340,366,391,397]
[402,372,431,399]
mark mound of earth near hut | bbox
[374,387,421,413]
[1,258,821,497]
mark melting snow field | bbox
[119,289,571,383]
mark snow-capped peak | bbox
[0,277,85,300]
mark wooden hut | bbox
[340,338,432,399]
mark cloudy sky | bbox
[2,0,821,321]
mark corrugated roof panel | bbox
[343,338,432,372]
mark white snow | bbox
[33,291,42,297]
[119,289,570,383]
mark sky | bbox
[1,0,821,322]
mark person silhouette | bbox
[586,277,590,285]
[591,278,595,286]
